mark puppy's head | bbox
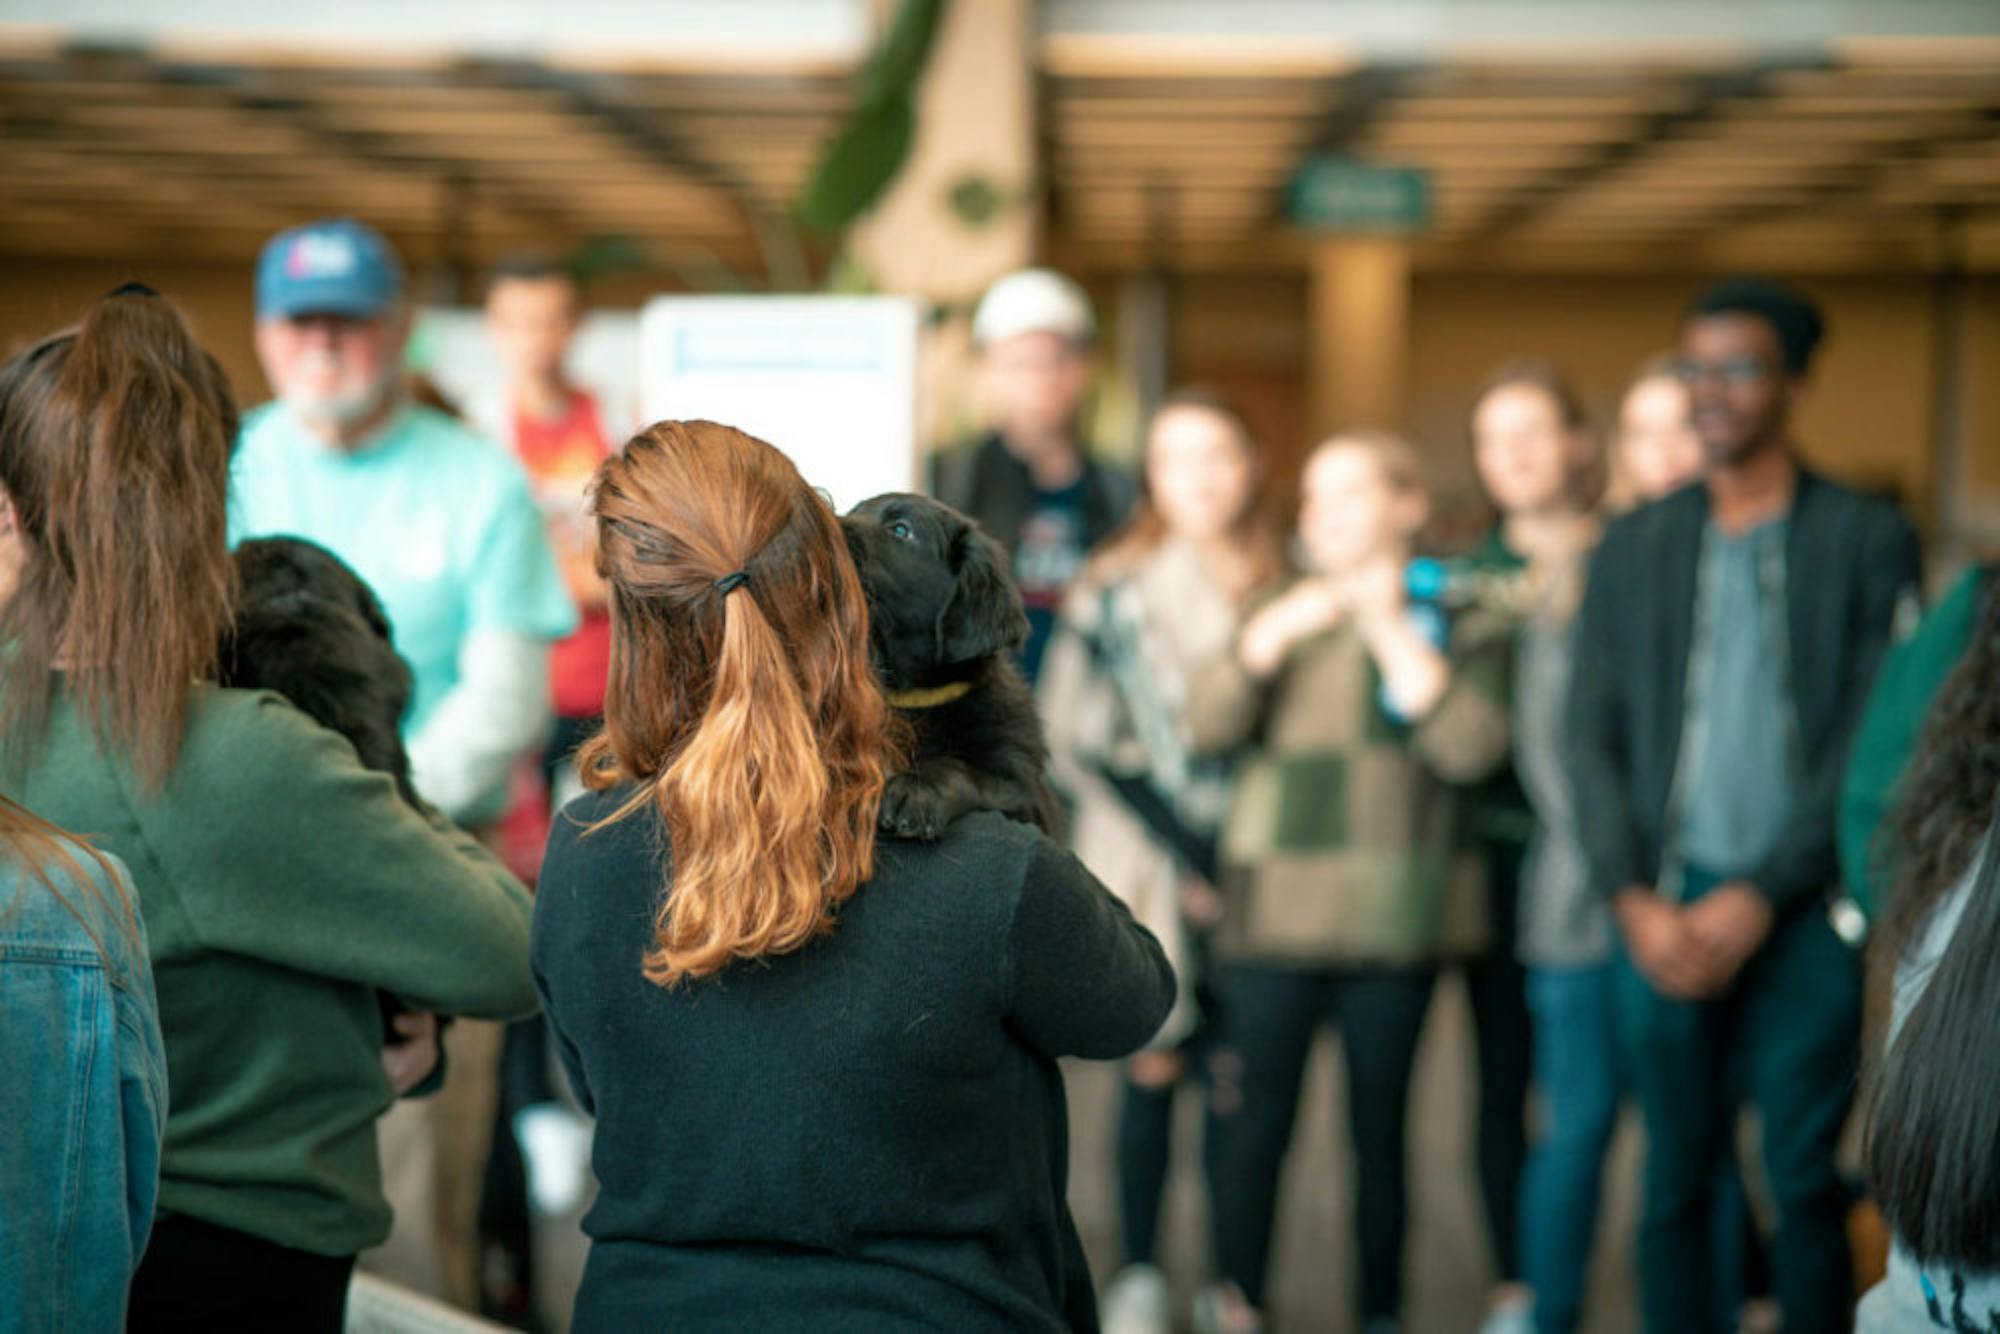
[842,493,1028,690]
[224,536,413,718]
[232,536,397,645]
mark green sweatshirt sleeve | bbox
[152,691,537,1019]
[1413,611,1512,786]
[1838,565,1987,919]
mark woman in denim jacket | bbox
[0,795,167,1334]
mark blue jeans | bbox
[1519,963,1621,1334]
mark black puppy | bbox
[842,493,1063,840]
[220,537,420,809]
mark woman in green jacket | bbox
[0,287,537,1333]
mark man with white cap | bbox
[933,267,1134,683]
[231,218,575,1312]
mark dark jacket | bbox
[931,431,1134,556]
[531,796,1175,1333]
[1568,467,1922,917]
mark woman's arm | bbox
[1004,840,1175,1060]
[159,694,537,1019]
[1408,620,1512,784]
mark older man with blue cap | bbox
[235,219,575,823]
[232,219,575,1311]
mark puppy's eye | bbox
[887,520,915,542]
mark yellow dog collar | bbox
[886,681,975,710]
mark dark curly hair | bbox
[1878,568,2000,957]
[1866,565,2000,1269]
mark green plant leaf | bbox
[797,94,916,234]
[861,0,949,107]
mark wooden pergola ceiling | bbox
[0,40,1996,278]
[0,49,849,279]
[1045,52,2000,272]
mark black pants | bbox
[1465,838,1531,1283]
[1619,867,1861,1333]
[1206,961,1437,1322]
[128,1214,354,1334]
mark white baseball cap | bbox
[972,268,1095,348]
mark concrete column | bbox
[1307,237,1411,440]
[848,0,1038,455]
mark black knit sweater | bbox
[531,794,1175,1332]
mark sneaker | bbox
[1191,1283,1263,1334]
[514,1101,592,1217]
[1476,1294,1535,1334]
[1101,1265,1170,1334]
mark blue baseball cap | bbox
[256,219,404,320]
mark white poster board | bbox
[413,306,643,448]
[638,295,920,511]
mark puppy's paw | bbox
[878,773,957,841]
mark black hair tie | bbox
[107,281,161,299]
[713,570,751,597]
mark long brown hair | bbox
[1090,387,1285,596]
[0,287,238,788]
[1468,358,1606,514]
[579,420,903,987]
[0,794,142,973]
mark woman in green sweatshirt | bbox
[0,288,537,1333]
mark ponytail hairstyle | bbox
[0,794,142,975]
[578,420,904,988]
[0,285,239,788]
[1865,575,2000,1268]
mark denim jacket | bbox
[0,847,168,1334]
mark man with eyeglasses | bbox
[1567,278,1921,1332]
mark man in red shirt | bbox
[474,257,609,1323]
[481,257,616,780]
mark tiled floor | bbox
[530,972,1645,1333]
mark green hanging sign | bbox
[1288,157,1431,233]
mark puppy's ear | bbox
[935,522,1029,663]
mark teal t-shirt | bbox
[230,402,577,734]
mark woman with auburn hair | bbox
[530,419,1174,1331]
[0,795,164,1332]
[0,286,537,1333]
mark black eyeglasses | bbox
[1671,356,1772,388]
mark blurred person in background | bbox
[1610,352,1706,509]
[932,267,1134,684]
[475,254,617,803]
[1188,432,1511,1334]
[531,420,1174,1331]
[231,219,576,1313]
[1450,363,1605,1333]
[1569,278,1922,1333]
[0,796,163,1333]
[1858,576,2000,1330]
[1841,560,1998,919]
[473,254,613,1324]
[1464,363,1605,1334]
[0,286,536,1333]
[1039,389,1286,1334]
